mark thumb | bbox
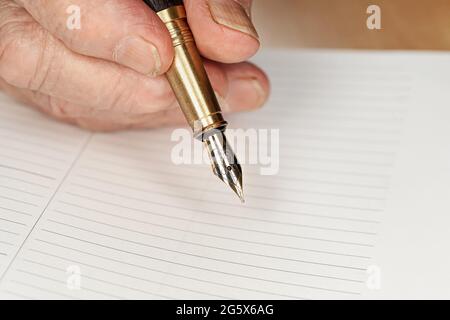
[184,0,260,63]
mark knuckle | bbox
[102,72,134,113]
[0,17,28,85]
[46,96,77,118]
[27,32,62,92]
[31,93,85,119]
[144,78,176,110]
[101,72,175,114]
[0,14,61,92]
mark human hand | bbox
[0,0,269,131]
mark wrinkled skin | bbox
[0,0,269,131]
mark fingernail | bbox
[208,0,259,40]
[227,77,267,111]
[214,90,231,113]
[114,36,162,76]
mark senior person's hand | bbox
[0,0,269,131]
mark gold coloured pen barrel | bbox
[154,4,244,202]
[157,6,227,137]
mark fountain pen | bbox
[143,0,244,202]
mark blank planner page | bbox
[0,50,449,299]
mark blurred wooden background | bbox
[252,0,450,50]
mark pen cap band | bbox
[157,5,227,138]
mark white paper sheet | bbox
[0,50,449,299]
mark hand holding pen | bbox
[0,0,269,131]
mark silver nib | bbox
[204,131,244,203]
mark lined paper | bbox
[0,50,448,299]
[0,101,90,281]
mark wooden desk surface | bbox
[253,0,450,50]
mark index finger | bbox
[14,0,174,75]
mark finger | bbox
[14,0,174,75]
[0,6,178,114]
[1,63,265,133]
[219,61,270,112]
[0,76,94,121]
[74,107,187,132]
[1,56,268,132]
[0,6,265,116]
[184,0,260,63]
[0,76,184,131]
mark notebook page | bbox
[0,95,90,281]
[0,50,424,299]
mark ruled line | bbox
[56,202,371,259]
[84,152,388,192]
[0,154,62,171]
[96,172,383,206]
[0,217,27,226]
[280,155,394,167]
[280,133,400,145]
[44,221,365,282]
[0,206,33,217]
[9,280,79,300]
[261,103,406,115]
[0,140,67,163]
[0,164,55,180]
[69,183,382,226]
[37,231,360,295]
[259,166,390,179]
[65,190,378,233]
[0,185,45,198]
[0,195,38,207]
[17,255,173,299]
[80,160,390,189]
[51,210,368,271]
[82,154,391,190]
[22,258,224,300]
[87,143,394,182]
[250,191,384,204]
[28,245,307,299]
[78,164,388,201]
[0,228,19,236]
[0,173,50,188]
[0,132,70,155]
[13,270,122,300]
[263,174,388,190]
[0,134,93,283]
[281,145,396,156]
[72,176,382,216]
[254,110,404,123]
[73,175,379,233]
[64,191,374,247]
[2,289,35,300]
[0,118,80,146]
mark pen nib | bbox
[204,131,244,203]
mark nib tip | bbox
[235,185,245,204]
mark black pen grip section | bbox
[143,0,184,12]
